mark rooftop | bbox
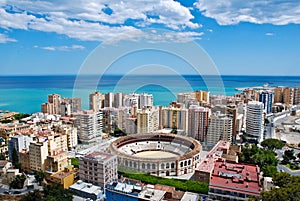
[70,180,104,195]
[84,151,116,162]
[209,159,261,196]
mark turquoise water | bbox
[0,75,300,114]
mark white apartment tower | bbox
[206,112,233,145]
[246,101,264,142]
[139,93,153,109]
[74,110,103,143]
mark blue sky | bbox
[0,0,300,76]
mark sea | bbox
[1,75,300,114]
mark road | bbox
[277,164,300,176]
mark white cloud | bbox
[0,33,17,43]
[265,32,274,36]
[195,0,300,25]
[0,0,202,42]
[34,45,85,51]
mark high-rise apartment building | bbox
[139,93,153,109]
[274,87,293,105]
[125,116,137,134]
[60,98,82,116]
[206,112,233,145]
[105,93,114,108]
[294,87,300,105]
[137,107,159,133]
[74,110,103,143]
[246,101,264,142]
[89,91,103,112]
[161,107,188,133]
[29,140,49,171]
[79,151,118,187]
[195,90,210,104]
[42,94,61,114]
[259,91,273,114]
[188,105,210,142]
[114,92,123,108]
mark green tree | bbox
[9,174,26,189]
[12,147,21,170]
[71,158,79,168]
[261,165,278,177]
[35,170,46,185]
[21,184,73,201]
[261,139,284,150]
[259,173,300,201]
[171,126,177,134]
[20,190,42,201]
[43,184,73,201]
[14,113,30,120]
[282,149,296,164]
[0,152,6,160]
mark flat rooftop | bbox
[209,159,261,196]
[84,151,116,161]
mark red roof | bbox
[209,159,261,196]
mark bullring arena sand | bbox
[133,150,178,158]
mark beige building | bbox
[89,91,103,112]
[19,149,30,172]
[274,87,294,105]
[206,112,233,145]
[188,105,210,142]
[61,125,78,150]
[46,150,70,173]
[29,140,49,171]
[79,151,118,188]
[294,87,300,105]
[137,107,159,133]
[42,94,61,114]
[160,107,188,133]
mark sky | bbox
[0,0,300,76]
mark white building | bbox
[246,101,264,142]
[139,93,153,109]
[74,110,103,143]
[206,112,233,145]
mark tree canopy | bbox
[35,170,46,185]
[238,144,278,177]
[260,173,300,201]
[21,184,73,201]
[261,139,284,150]
[10,174,26,189]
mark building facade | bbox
[206,113,233,145]
[188,105,210,142]
[246,101,264,142]
[78,151,118,187]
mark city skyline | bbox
[0,0,299,76]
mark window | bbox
[152,164,156,169]
[161,163,165,169]
[171,163,175,169]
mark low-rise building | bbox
[0,160,12,176]
[49,165,75,189]
[19,149,30,172]
[69,180,105,201]
[79,151,118,188]
[46,150,70,173]
[208,159,261,201]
